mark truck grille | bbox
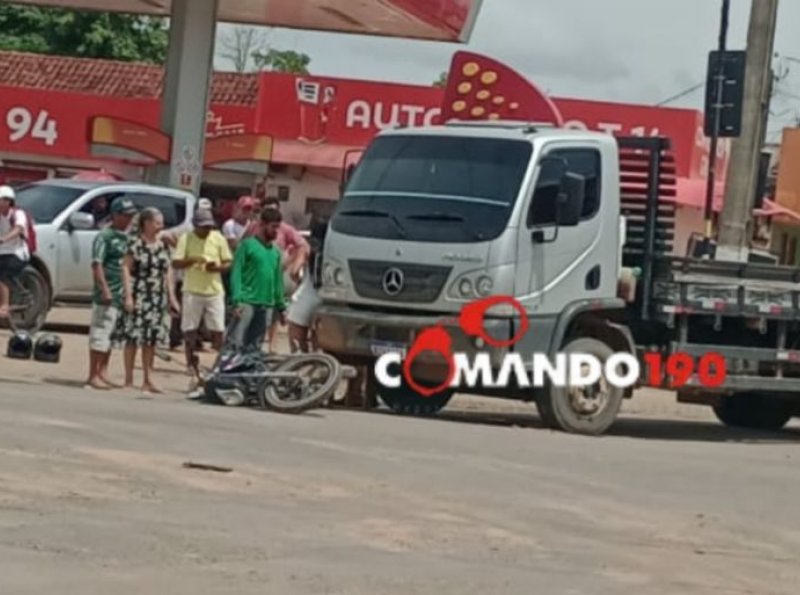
[349,260,452,303]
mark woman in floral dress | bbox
[118,207,180,393]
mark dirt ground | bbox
[1,313,799,594]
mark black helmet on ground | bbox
[34,333,63,363]
[7,331,34,360]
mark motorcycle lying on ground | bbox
[200,346,355,414]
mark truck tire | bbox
[376,374,455,417]
[713,393,793,431]
[536,337,624,436]
[8,266,49,335]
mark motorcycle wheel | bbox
[8,267,49,334]
[258,353,341,414]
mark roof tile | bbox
[0,51,259,106]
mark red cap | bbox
[237,196,257,209]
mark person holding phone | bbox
[116,207,180,394]
[172,209,232,386]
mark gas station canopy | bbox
[11,0,483,42]
[8,0,483,195]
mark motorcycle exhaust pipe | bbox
[215,388,245,407]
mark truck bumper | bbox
[314,304,513,382]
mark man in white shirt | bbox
[0,185,30,319]
[222,195,257,251]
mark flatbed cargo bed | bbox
[651,256,800,322]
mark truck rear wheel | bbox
[713,393,793,431]
[536,338,624,436]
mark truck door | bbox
[56,192,121,296]
[516,147,604,316]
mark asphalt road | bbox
[1,379,799,595]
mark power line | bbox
[656,82,705,106]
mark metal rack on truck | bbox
[621,137,800,430]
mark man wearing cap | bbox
[222,196,257,251]
[86,197,138,390]
[0,185,29,319]
[172,209,232,383]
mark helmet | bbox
[34,333,63,363]
[7,331,33,359]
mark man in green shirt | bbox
[228,208,286,352]
[86,197,137,389]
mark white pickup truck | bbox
[10,179,196,332]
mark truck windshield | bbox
[332,135,532,243]
[13,184,85,224]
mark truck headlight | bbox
[449,272,495,300]
[458,278,473,298]
[322,261,347,288]
[476,276,493,297]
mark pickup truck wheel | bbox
[376,376,454,417]
[8,266,49,335]
[536,338,624,436]
[713,393,793,431]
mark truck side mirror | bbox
[555,172,586,227]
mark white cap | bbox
[198,197,213,210]
[0,185,15,200]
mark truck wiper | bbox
[406,212,465,222]
[338,209,408,238]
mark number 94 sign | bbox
[5,106,59,147]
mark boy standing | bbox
[228,208,286,352]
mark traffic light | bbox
[704,50,746,138]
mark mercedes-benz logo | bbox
[382,268,404,296]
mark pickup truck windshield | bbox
[332,135,532,243]
[13,184,85,224]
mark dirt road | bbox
[1,368,799,594]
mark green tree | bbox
[252,48,311,74]
[0,6,168,63]
[433,71,448,87]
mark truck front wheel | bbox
[536,338,624,436]
[375,372,455,417]
[713,393,793,431]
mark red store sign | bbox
[0,86,254,162]
[2,68,727,181]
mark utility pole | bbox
[717,0,780,262]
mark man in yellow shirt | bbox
[172,209,232,379]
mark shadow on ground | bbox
[366,406,800,445]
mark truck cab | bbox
[316,122,632,423]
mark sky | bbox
[215,0,800,142]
